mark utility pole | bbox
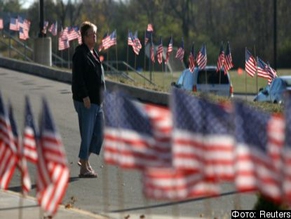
[38,0,45,37]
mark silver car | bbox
[253,76,291,104]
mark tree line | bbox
[1,0,291,70]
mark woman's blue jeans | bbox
[74,100,104,160]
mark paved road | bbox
[0,67,257,219]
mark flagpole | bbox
[144,31,146,73]
[254,45,258,93]
[126,30,129,73]
[245,48,247,100]
[115,44,118,71]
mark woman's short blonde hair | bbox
[80,21,97,44]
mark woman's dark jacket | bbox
[72,44,105,105]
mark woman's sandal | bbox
[77,160,94,172]
[79,171,98,178]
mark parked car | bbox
[253,76,291,104]
[171,66,233,98]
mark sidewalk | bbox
[0,190,108,219]
[0,190,201,219]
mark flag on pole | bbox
[224,42,234,72]
[150,36,155,63]
[257,57,276,84]
[9,18,18,31]
[23,96,38,163]
[165,36,173,64]
[233,100,283,202]
[171,88,235,182]
[196,44,207,69]
[36,98,69,216]
[0,93,18,190]
[48,21,58,36]
[245,49,256,77]
[216,42,225,72]
[132,31,142,55]
[188,43,195,73]
[156,37,163,64]
[8,103,31,195]
[102,30,117,51]
[175,38,184,62]
[103,91,172,169]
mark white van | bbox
[172,66,233,98]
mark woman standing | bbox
[72,21,105,178]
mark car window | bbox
[197,69,229,84]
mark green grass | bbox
[106,68,291,94]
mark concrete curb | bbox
[0,57,169,106]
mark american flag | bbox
[196,44,207,69]
[58,37,70,51]
[0,18,3,29]
[216,42,225,72]
[175,38,184,62]
[233,100,283,202]
[224,42,234,72]
[145,23,153,45]
[283,93,291,204]
[36,98,69,216]
[245,49,256,77]
[128,31,133,46]
[48,21,58,36]
[188,43,195,73]
[8,103,31,195]
[165,36,173,63]
[143,167,219,200]
[43,21,49,34]
[23,96,38,163]
[103,91,172,169]
[131,31,142,55]
[18,19,30,40]
[9,18,18,31]
[99,32,108,51]
[257,57,275,84]
[0,94,18,190]
[156,37,163,64]
[171,88,235,182]
[102,30,117,51]
[67,27,79,41]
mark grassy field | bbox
[106,68,291,94]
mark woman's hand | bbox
[83,96,91,109]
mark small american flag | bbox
[171,88,235,182]
[233,100,283,202]
[23,96,38,163]
[224,42,234,72]
[188,43,195,73]
[48,21,58,36]
[0,18,3,29]
[103,91,172,169]
[8,103,31,195]
[257,57,275,84]
[165,37,173,63]
[131,31,142,55]
[102,30,117,51]
[18,19,30,40]
[128,31,133,46]
[0,94,18,190]
[245,49,256,77]
[67,27,79,41]
[216,42,225,72]
[37,98,69,216]
[156,37,163,64]
[196,44,207,69]
[9,18,18,31]
[175,38,184,62]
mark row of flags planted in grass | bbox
[1,17,276,84]
[103,87,291,205]
[0,93,69,217]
